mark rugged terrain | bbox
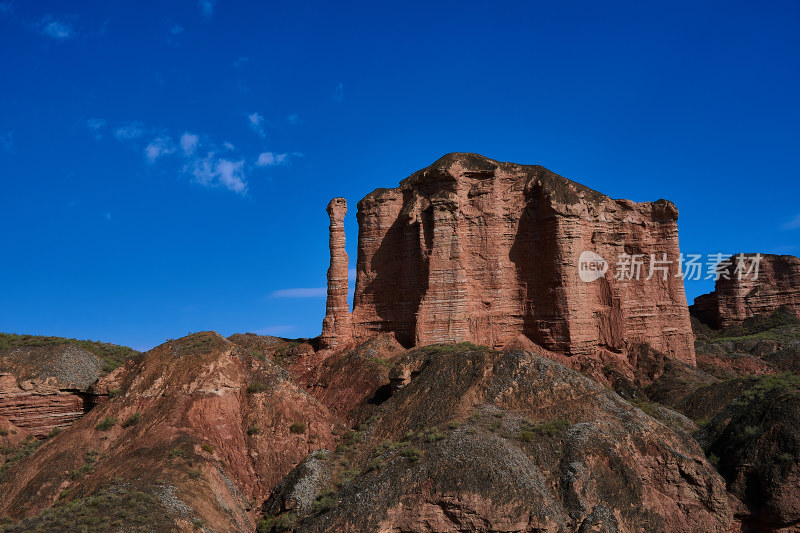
[2,154,800,532]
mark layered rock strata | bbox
[324,153,695,364]
[320,198,352,349]
[691,253,800,328]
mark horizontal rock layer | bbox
[328,153,695,364]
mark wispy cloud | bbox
[332,82,344,102]
[87,118,106,139]
[145,135,176,162]
[187,152,247,194]
[782,213,800,230]
[255,152,288,167]
[0,3,12,14]
[40,15,74,40]
[170,24,184,35]
[271,288,327,298]
[287,113,300,125]
[233,56,248,68]
[180,132,199,155]
[114,123,145,140]
[248,112,265,138]
[199,0,215,17]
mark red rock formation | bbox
[330,153,695,364]
[320,197,353,349]
[691,253,800,328]
[0,374,87,438]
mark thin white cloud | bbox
[170,24,183,35]
[248,112,265,138]
[0,3,12,14]
[332,82,344,102]
[233,57,248,68]
[223,141,235,150]
[216,159,246,193]
[348,268,357,283]
[199,0,215,17]
[180,132,199,155]
[782,213,800,230]
[41,16,74,40]
[87,118,106,131]
[186,152,247,194]
[255,152,288,167]
[287,113,300,125]
[271,288,327,298]
[114,123,145,140]
[145,135,176,162]
[105,212,112,221]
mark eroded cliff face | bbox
[691,253,800,328]
[325,153,695,364]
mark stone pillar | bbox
[321,198,352,349]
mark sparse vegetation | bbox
[401,446,422,462]
[0,485,177,532]
[201,444,214,454]
[289,422,307,434]
[108,388,121,398]
[95,417,117,431]
[247,425,261,436]
[518,418,571,439]
[312,488,338,513]
[0,333,141,372]
[247,382,268,394]
[169,448,186,458]
[122,412,141,428]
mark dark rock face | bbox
[266,346,732,532]
[687,374,800,530]
[691,253,800,329]
[324,153,695,364]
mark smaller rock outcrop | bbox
[692,253,800,328]
[320,198,353,350]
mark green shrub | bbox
[95,417,117,431]
[289,422,306,434]
[708,452,720,468]
[122,412,141,428]
[201,444,214,454]
[188,470,201,480]
[520,418,571,437]
[247,382,268,394]
[366,457,385,472]
[312,488,337,513]
[170,448,186,458]
[108,388,121,398]
[342,430,363,443]
[273,512,296,532]
[401,446,422,462]
[0,429,7,437]
[247,425,261,436]
[337,469,360,485]
[69,464,93,480]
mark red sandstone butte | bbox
[322,153,696,365]
[691,253,800,328]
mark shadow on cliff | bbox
[357,196,431,348]
[509,197,569,352]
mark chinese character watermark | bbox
[576,252,762,282]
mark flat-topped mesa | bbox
[325,153,696,365]
[691,253,800,328]
[320,198,352,349]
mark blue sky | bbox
[1,1,798,350]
